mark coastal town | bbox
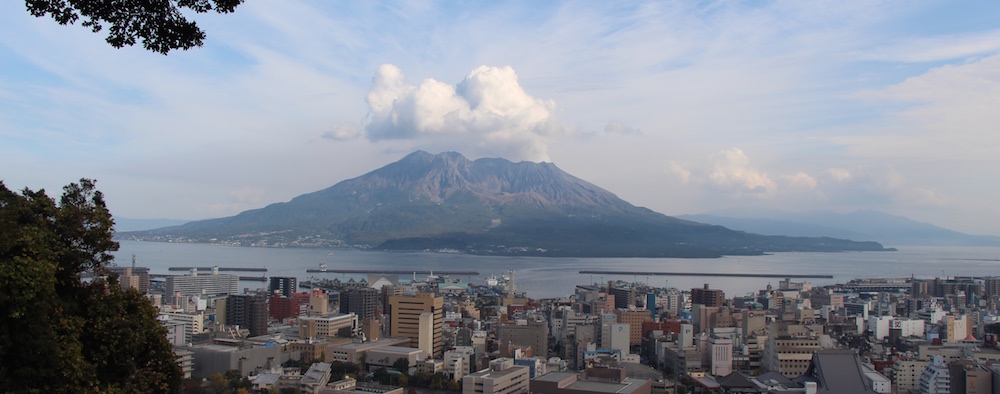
[130,262,1000,394]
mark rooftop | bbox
[470,365,529,379]
[532,371,575,383]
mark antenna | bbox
[131,253,136,270]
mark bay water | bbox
[112,241,1000,299]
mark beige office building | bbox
[299,313,359,339]
[463,358,529,394]
[389,293,444,357]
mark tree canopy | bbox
[0,179,182,392]
[25,0,244,54]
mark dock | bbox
[168,267,267,272]
[578,270,832,279]
[306,269,480,275]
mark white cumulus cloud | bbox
[707,148,776,194]
[323,123,362,141]
[783,172,818,189]
[362,64,572,161]
[669,161,692,184]
[825,168,852,182]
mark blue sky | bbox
[2,1,1000,236]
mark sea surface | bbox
[112,241,1000,299]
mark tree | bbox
[225,369,251,390]
[372,367,391,385]
[429,373,449,390]
[208,372,229,394]
[25,0,244,54]
[0,179,182,392]
[392,357,410,373]
[328,360,359,381]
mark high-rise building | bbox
[158,310,204,345]
[269,295,301,322]
[340,287,380,321]
[268,276,297,297]
[596,314,620,350]
[708,336,733,376]
[389,292,443,357]
[109,254,151,293]
[762,322,826,378]
[109,266,151,293]
[497,318,549,358]
[617,309,653,346]
[308,289,331,316]
[918,356,951,394]
[691,283,725,308]
[226,292,269,337]
[945,315,972,343]
[608,282,635,309]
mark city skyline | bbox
[2,2,999,236]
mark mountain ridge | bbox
[678,210,1000,247]
[121,151,891,257]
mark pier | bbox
[149,273,266,281]
[578,270,832,279]
[306,269,480,275]
[168,267,267,272]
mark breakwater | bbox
[306,269,479,275]
[579,270,832,279]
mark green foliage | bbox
[224,369,251,390]
[0,179,182,392]
[208,373,229,394]
[329,361,360,380]
[372,367,391,385]
[25,0,243,54]
[283,358,313,375]
[410,371,431,387]
[428,372,450,390]
[183,378,209,394]
[392,357,410,373]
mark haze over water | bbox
[113,241,1000,299]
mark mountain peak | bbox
[401,150,467,162]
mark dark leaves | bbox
[24,0,244,54]
[0,179,181,392]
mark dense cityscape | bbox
[133,261,1000,394]
[5,1,1000,394]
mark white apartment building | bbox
[165,268,238,298]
